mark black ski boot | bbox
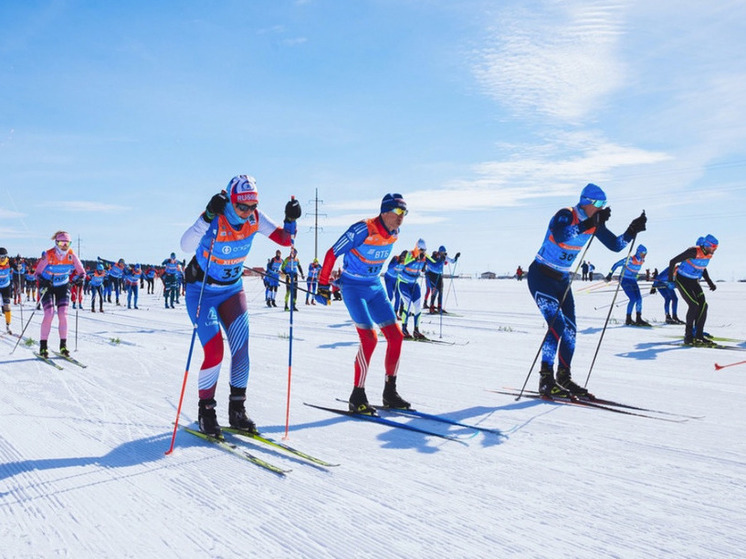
[634,312,651,327]
[625,314,634,325]
[538,365,573,399]
[228,385,257,433]
[198,398,222,437]
[271,299,277,308]
[59,339,70,358]
[39,339,49,359]
[402,325,412,340]
[556,368,592,398]
[672,315,685,325]
[665,314,676,325]
[382,376,411,409]
[349,386,376,414]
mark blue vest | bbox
[535,207,595,273]
[342,218,397,281]
[677,247,713,280]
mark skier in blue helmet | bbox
[667,234,719,346]
[527,183,647,398]
[605,244,651,326]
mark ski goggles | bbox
[56,239,71,249]
[235,202,257,213]
[391,207,408,216]
[588,199,606,208]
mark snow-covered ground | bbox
[1,277,745,558]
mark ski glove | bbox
[605,273,612,282]
[625,211,647,237]
[454,252,461,260]
[595,207,611,226]
[708,282,717,292]
[650,286,657,295]
[285,199,302,222]
[315,285,331,306]
[204,192,229,222]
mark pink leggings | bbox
[41,289,69,341]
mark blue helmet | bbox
[438,245,447,253]
[579,183,607,207]
[701,234,719,250]
[636,244,647,256]
[97,263,104,271]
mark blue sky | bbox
[2,0,746,279]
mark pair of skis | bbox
[304,400,503,440]
[488,388,701,422]
[33,351,87,370]
[182,425,339,476]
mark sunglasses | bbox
[236,203,257,213]
[56,240,71,248]
[391,207,408,216]
[589,199,606,208]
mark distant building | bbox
[480,271,497,279]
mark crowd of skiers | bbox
[1,178,721,436]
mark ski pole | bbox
[283,197,297,440]
[584,235,639,387]
[714,359,746,371]
[165,227,218,455]
[11,287,48,354]
[444,260,459,309]
[515,236,595,400]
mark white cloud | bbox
[40,201,130,212]
[472,1,628,123]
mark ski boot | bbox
[672,315,685,325]
[198,398,222,437]
[625,314,634,326]
[266,299,272,308]
[634,312,651,327]
[348,386,376,415]
[59,339,70,358]
[538,365,573,399]
[556,367,592,398]
[693,336,717,347]
[228,385,257,434]
[401,325,412,340]
[39,340,49,359]
[271,299,277,308]
[665,314,676,325]
[382,376,411,409]
[412,328,427,340]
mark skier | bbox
[34,231,86,357]
[12,254,26,305]
[281,248,304,311]
[605,245,650,326]
[305,258,321,305]
[527,183,647,397]
[315,193,410,414]
[180,174,301,436]
[162,253,180,309]
[649,268,683,324]
[264,250,283,307]
[0,248,12,332]
[89,263,106,312]
[398,239,429,339]
[424,245,460,313]
[667,235,719,346]
[126,264,142,309]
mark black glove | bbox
[285,199,302,222]
[74,277,85,287]
[204,192,229,222]
[708,282,717,292]
[454,252,461,260]
[579,207,611,232]
[625,211,647,237]
[38,278,52,290]
[315,285,331,306]
[650,286,657,295]
[605,273,612,282]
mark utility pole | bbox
[309,188,326,260]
